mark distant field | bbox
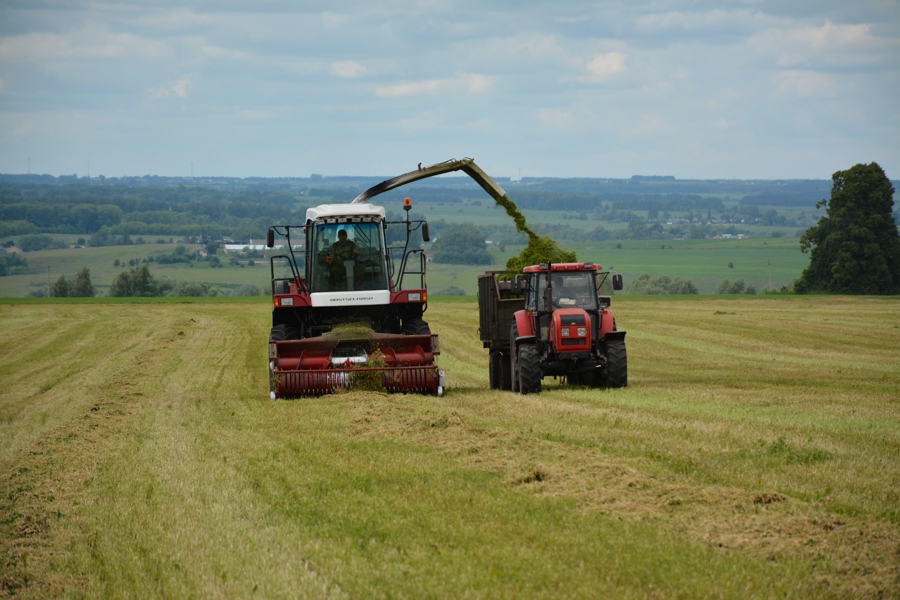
[1,296,898,598]
[0,235,808,297]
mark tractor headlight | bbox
[577,327,586,337]
[561,328,570,337]
[408,292,421,301]
[281,297,294,306]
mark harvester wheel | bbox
[270,324,299,341]
[517,343,542,394]
[402,318,431,335]
[605,340,628,388]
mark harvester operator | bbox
[328,229,359,290]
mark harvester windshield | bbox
[308,221,389,293]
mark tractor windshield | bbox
[308,221,389,292]
[530,271,598,312]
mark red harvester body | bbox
[266,158,510,398]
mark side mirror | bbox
[421,222,430,242]
[266,228,275,248]
[612,274,623,291]
[510,275,522,294]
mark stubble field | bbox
[1,296,898,598]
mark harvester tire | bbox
[605,340,628,388]
[270,324,299,341]
[402,318,431,335]
[518,343,542,394]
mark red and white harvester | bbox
[266,158,508,398]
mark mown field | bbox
[1,296,898,598]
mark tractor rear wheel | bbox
[605,340,628,388]
[518,343,542,394]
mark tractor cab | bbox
[526,269,599,312]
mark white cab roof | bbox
[306,203,385,222]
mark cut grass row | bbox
[1,296,898,598]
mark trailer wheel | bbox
[499,350,512,391]
[510,324,520,393]
[518,343,542,394]
[605,340,628,388]
[489,351,501,389]
[402,318,431,335]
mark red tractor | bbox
[478,263,626,393]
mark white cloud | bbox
[585,52,626,80]
[751,19,891,69]
[0,28,169,63]
[537,108,576,130]
[772,70,837,98]
[331,61,369,78]
[636,8,778,35]
[152,78,191,100]
[375,74,493,97]
[634,113,671,135]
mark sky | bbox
[1,0,898,180]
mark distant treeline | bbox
[739,194,826,207]
[0,174,840,243]
[0,182,304,240]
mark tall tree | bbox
[109,264,160,297]
[797,162,900,294]
[71,267,95,297]
[51,275,70,297]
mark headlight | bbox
[561,328,570,337]
[408,292,421,301]
[577,327,586,337]
[281,297,294,306]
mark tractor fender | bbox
[599,309,617,338]
[512,310,536,344]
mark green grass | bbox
[1,296,898,598]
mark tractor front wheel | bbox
[517,343,542,394]
[605,340,628,388]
